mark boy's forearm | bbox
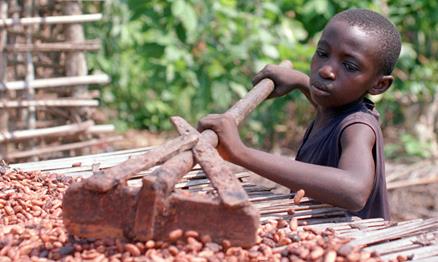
[230,145,366,211]
[275,72,315,107]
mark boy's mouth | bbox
[310,81,330,96]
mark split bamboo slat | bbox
[0,99,99,108]
[10,147,438,261]
[0,1,116,162]
[1,74,110,91]
[0,120,94,142]
[0,13,102,27]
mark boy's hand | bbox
[197,114,244,162]
[252,63,309,98]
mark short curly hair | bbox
[331,8,401,75]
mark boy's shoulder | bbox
[338,99,383,144]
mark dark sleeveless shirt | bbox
[295,98,390,220]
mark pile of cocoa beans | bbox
[0,168,408,262]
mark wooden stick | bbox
[88,124,115,134]
[0,13,102,27]
[0,120,94,142]
[1,74,110,91]
[6,136,123,159]
[0,99,99,108]
[387,176,438,189]
[83,134,199,192]
[6,40,100,52]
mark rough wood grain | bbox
[172,116,249,207]
[83,134,198,192]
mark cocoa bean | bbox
[124,244,140,257]
[293,189,305,205]
[4,206,14,216]
[0,246,11,257]
[169,229,184,242]
[0,256,12,262]
[135,242,145,254]
[289,218,298,232]
[187,237,203,252]
[185,230,199,239]
[168,245,179,256]
[71,162,82,167]
[222,240,231,251]
[287,208,295,215]
[310,246,324,260]
[200,235,212,244]
[145,240,155,249]
[346,252,361,261]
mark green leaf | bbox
[207,60,226,78]
[262,44,279,59]
[230,82,247,98]
[211,81,231,109]
[172,0,198,43]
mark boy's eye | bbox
[316,49,328,58]
[343,62,359,72]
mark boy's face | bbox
[309,20,382,109]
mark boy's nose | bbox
[318,65,336,80]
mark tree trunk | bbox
[63,1,91,155]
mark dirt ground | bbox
[112,129,438,222]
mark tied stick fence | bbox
[0,0,120,163]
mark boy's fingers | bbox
[252,72,264,86]
[252,64,271,86]
[280,60,293,69]
[197,114,221,132]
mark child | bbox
[198,9,401,220]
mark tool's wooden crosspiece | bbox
[171,116,249,208]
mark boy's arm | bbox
[252,64,316,106]
[199,115,375,211]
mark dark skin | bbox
[198,19,394,211]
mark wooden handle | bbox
[202,60,292,146]
[227,60,292,125]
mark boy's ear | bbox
[368,75,393,95]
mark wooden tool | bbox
[62,61,291,246]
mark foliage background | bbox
[85,0,438,161]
